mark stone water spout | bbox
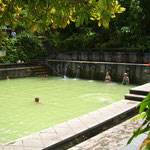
[64,64,69,78]
[91,65,96,80]
[56,64,61,76]
[75,65,81,79]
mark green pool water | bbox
[0,77,135,143]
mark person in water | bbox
[34,97,42,104]
[105,72,111,83]
[6,76,10,80]
[122,73,129,85]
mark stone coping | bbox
[47,59,148,66]
[130,82,150,92]
[0,66,43,71]
[0,63,29,66]
[0,99,139,150]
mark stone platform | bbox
[130,82,150,93]
[125,83,150,101]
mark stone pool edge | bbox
[1,99,139,150]
[43,100,139,150]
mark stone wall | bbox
[46,60,150,84]
[49,52,150,64]
[0,63,38,79]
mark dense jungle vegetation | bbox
[0,0,150,63]
[48,0,150,52]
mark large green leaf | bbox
[0,0,125,31]
[97,0,107,10]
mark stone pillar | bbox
[129,53,137,63]
[85,64,90,79]
[72,53,78,61]
[116,65,126,82]
[117,52,126,63]
[104,52,112,62]
[99,52,105,62]
[71,62,76,77]
[91,52,100,61]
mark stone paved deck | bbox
[0,100,139,150]
[69,116,145,150]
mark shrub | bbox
[0,38,18,63]
[0,32,47,63]
[138,36,150,52]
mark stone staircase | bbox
[125,85,149,101]
[30,57,51,77]
[30,57,47,66]
[33,65,49,77]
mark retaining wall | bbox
[0,63,39,79]
[49,52,150,64]
[47,60,150,84]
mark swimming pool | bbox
[0,77,135,143]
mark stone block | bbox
[128,53,137,63]
[143,53,150,64]
[104,52,112,62]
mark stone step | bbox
[36,74,48,77]
[36,61,46,65]
[125,94,146,101]
[32,66,44,69]
[34,68,47,72]
[37,61,45,64]
[34,71,48,75]
[130,89,149,96]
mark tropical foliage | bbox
[0,0,125,44]
[0,32,47,63]
[0,28,7,44]
[0,0,150,56]
[128,92,150,150]
[46,0,150,52]
[0,0,125,29]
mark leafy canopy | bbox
[0,0,125,31]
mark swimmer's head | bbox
[35,97,39,102]
[106,72,109,75]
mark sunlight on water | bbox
[0,77,135,143]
